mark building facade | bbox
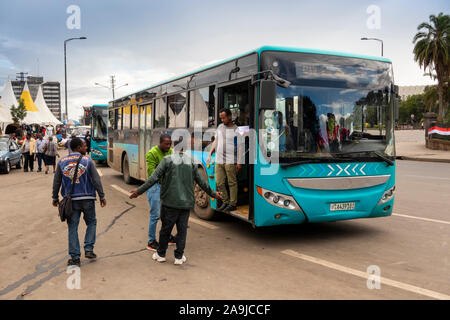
[11,76,61,120]
[398,85,426,101]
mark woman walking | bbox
[43,136,59,174]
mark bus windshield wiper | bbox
[368,151,394,166]
[280,157,355,168]
[337,151,394,166]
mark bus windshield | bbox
[92,108,108,141]
[261,51,395,162]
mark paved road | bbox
[0,159,449,300]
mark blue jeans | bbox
[37,153,43,170]
[67,199,97,260]
[146,183,161,242]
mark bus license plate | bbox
[330,202,355,211]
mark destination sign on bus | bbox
[295,63,369,80]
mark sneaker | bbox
[174,255,187,265]
[224,204,237,212]
[168,235,176,246]
[67,258,80,267]
[217,202,228,211]
[85,251,97,259]
[146,240,159,251]
[152,252,166,263]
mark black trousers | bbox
[157,205,189,259]
[23,152,34,171]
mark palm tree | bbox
[413,12,450,122]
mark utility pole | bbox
[95,76,127,108]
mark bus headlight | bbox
[257,186,303,212]
[378,186,395,205]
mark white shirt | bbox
[215,123,239,164]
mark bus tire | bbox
[122,154,135,184]
[193,166,217,220]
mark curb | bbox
[396,156,450,164]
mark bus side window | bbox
[189,85,215,128]
[123,106,130,130]
[117,108,123,130]
[145,104,152,129]
[154,98,166,128]
[109,110,115,131]
[131,104,139,130]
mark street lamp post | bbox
[361,37,383,56]
[64,36,87,124]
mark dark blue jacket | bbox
[52,152,105,201]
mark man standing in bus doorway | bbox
[207,108,242,212]
[145,133,176,251]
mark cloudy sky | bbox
[0,0,448,120]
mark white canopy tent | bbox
[21,82,42,125]
[0,79,18,128]
[33,85,62,126]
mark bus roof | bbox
[92,104,108,107]
[113,45,392,103]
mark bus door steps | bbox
[219,205,250,222]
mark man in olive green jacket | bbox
[130,150,222,265]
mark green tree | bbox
[10,98,27,124]
[413,12,450,123]
[422,85,438,113]
[398,94,426,124]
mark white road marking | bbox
[110,184,218,230]
[189,217,219,230]
[110,184,130,196]
[97,169,103,177]
[281,249,450,300]
[392,213,450,225]
[405,175,450,181]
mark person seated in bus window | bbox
[326,113,340,153]
[273,111,291,152]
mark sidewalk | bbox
[395,129,450,163]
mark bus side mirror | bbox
[393,85,399,95]
[395,97,400,121]
[260,80,276,110]
[392,85,399,121]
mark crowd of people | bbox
[6,125,91,174]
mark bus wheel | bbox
[122,155,134,184]
[194,167,216,220]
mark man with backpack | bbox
[52,137,106,267]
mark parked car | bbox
[0,137,23,174]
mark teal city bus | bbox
[107,46,397,227]
[90,104,108,163]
